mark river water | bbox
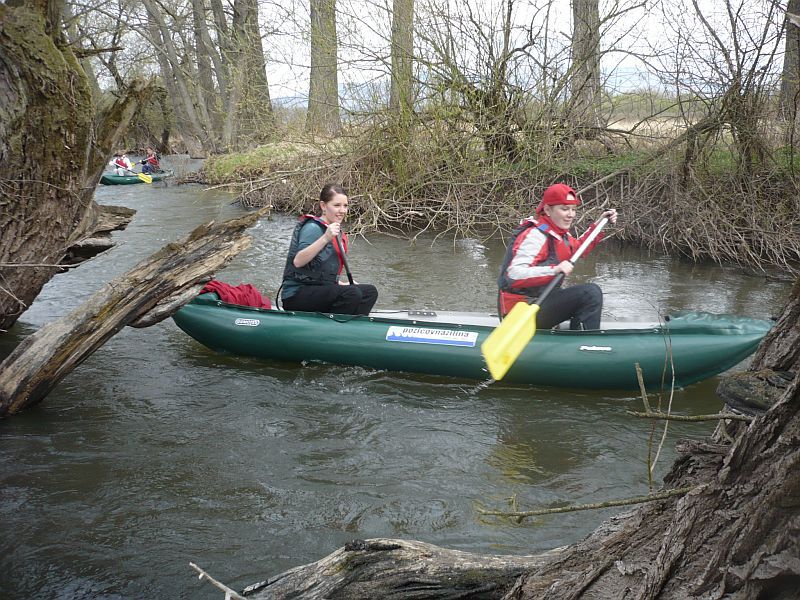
[0,160,791,599]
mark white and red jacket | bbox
[110,155,133,170]
[498,215,604,296]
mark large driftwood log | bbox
[0,207,269,418]
[242,539,559,599]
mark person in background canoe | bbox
[140,147,161,174]
[280,183,379,315]
[109,151,133,176]
[497,183,618,330]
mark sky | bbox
[258,0,787,103]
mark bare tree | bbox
[227,0,276,147]
[307,0,342,135]
[143,0,214,156]
[389,0,415,117]
[191,0,224,137]
[0,0,150,331]
[413,0,531,160]
[781,0,800,149]
[569,0,602,130]
[650,0,785,183]
[64,0,278,154]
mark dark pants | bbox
[283,284,378,315]
[536,283,603,330]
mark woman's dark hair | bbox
[320,183,346,204]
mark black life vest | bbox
[282,215,346,285]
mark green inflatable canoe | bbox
[99,170,173,185]
[172,293,772,390]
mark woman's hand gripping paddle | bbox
[334,234,355,285]
[125,167,153,184]
[481,217,609,381]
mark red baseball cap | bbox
[535,183,580,214]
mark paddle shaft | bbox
[334,234,355,285]
[530,216,609,306]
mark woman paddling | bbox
[280,184,378,315]
[140,147,161,174]
[497,183,617,330]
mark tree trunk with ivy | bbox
[307,0,341,135]
[389,0,414,118]
[569,0,602,132]
[227,0,275,148]
[224,280,800,599]
[0,1,151,333]
[143,0,211,157]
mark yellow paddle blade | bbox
[481,302,540,381]
[138,172,153,184]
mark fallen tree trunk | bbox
[218,280,800,599]
[241,539,559,599]
[0,207,269,418]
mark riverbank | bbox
[198,134,800,280]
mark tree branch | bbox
[477,487,697,522]
[0,207,269,418]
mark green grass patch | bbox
[772,146,800,175]
[203,142,324,182]
[570,152,643,177]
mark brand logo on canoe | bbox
[579,345,612,352]
[234,318,260,327]
[386,326,479,347]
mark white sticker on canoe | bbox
[234,318,260,327]
[386,326,479,347]
[579,345,612,352]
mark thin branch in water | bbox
[627,410,754,423]
[635,362,652,413]
[478,486,697,523]
[189,562,245,600]
[635,361,655,491]
[651,320,677,480]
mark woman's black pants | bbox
[282,284,378,315]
